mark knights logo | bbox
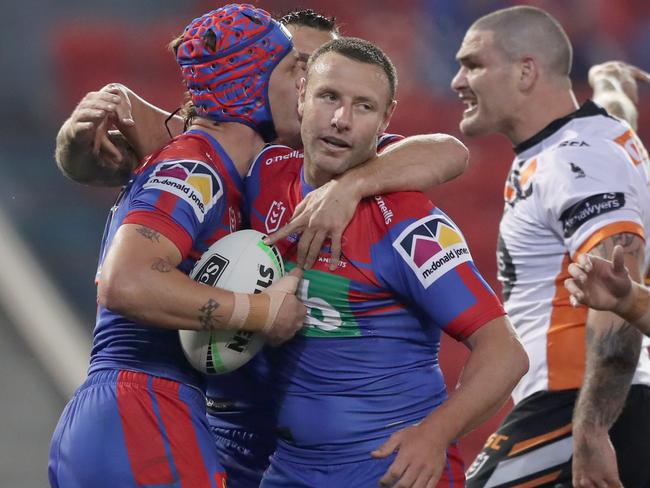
[265,200,287,234]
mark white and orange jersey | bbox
[498,101,650,404]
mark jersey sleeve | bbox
[538,140,646,256]
[377,133,405,153]
[371,193,506,341]
[123,157,225,258]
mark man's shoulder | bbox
[540,114,637,167]
[139,132,221,173]
[359,191,435,231]
[248,144,303,176]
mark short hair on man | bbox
[308,37,397,101]
[471,6,573,78]
[280,9,339,36]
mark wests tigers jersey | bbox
[498,101,650,403]
[245,143,506,463]
[90,129,244,388]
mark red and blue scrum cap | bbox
[176,4,293,142]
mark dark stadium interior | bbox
[0,0,648,485]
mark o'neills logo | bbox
[265,149,303,165]
[374,196,394,224]
[393,215,472,288]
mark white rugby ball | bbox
[180,229,284,374]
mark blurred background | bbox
[1,0,648,485]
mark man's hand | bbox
[566,246,632,312]
[589,61,650,105]
[572,427,622,488]
[259,268,307,345]
[65,85,135,168]
[266,179,361,270]
[589,61,650,129]
[371,424,447,488]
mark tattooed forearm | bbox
[575,320,642,428]
[151,257,172,273]
[198,298,222,331]
[136,226,161,243]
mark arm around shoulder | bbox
[341,133,469,198]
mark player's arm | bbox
[268,134,469,269]
[103,83,184,159]
[589,61,650,130]
[55,84,183,186]
[97,223,305,344]
[344,133,469,195]
[566,245,650,336]
[373,316,528,488]
[571,233,644,488]
[55,87,139,186]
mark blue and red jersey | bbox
[203,134,405,428]
[89,129,244,388]
[245,144,506,464]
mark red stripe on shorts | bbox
[437,443,466,487]
[152,376,213,488]
[116,370,175,486]
[215,471,228,488]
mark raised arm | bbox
[55,87,138,186]
[267,134,469,268]
[566,245,650,336]
[98,223,306,344]
[589,61,650,130]
[55,84,183,186]
[571,233,644,488]
[372,317,528,487]
[105,83,184,159]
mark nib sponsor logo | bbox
[393,215,472,288]
[144,160,223,222]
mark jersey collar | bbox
[186,129,245,194]
[513,100,611,155]
[299,165,316,199]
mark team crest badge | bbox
[265,200,287,234]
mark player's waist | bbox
[78,368,206,405]
[275,400,444,464]
[274,378,446,462]
[88,357,204,391]
[205,396,277,431]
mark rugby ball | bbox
[179,229,284,374]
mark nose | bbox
[451,67,467,93]
[331,104,352,132]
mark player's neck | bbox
[189,118,265,177]
[302,158,330,189]
[506,88,579,146]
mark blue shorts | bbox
[261,444,465,488]
[211,424,276,488]
[48,369,227,488]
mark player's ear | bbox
[297,78,307,120]
[379,99,397,134]
[518,57,538,92]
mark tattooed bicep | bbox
[590,232,645,274]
